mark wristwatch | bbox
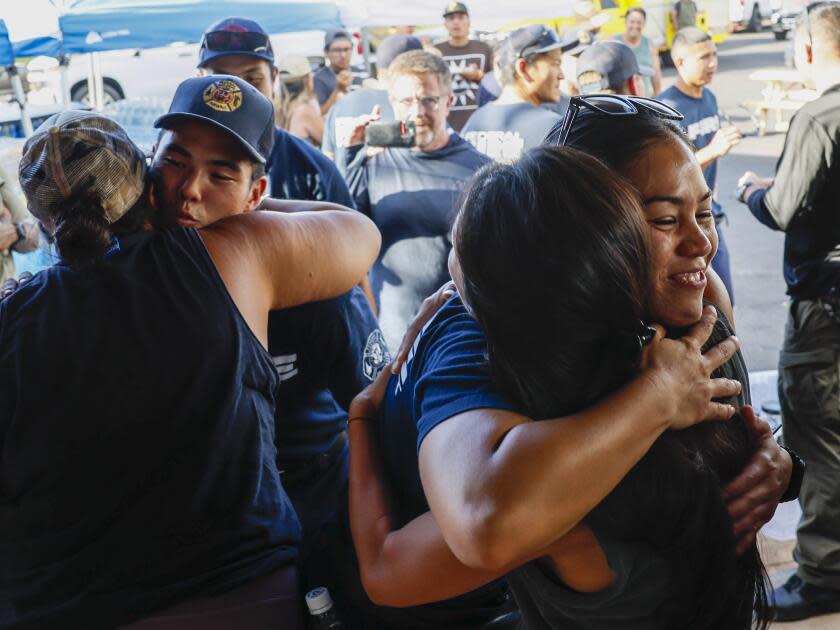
[779,445,805,503]
[736,181,752,203]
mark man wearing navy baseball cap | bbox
[152,74,274,228]
[196,16,354,208]
[576,40,655,95]
[461,24,579,161]
[168,26,389,618]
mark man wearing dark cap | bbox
[314,29,358,115]
[434,2,494,132]
[462,25,577,161]
[576,40,654,95]
[197,17,353,207]
[321,34,423,169]
[151,74,389,612]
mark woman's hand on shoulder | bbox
[640,305,741,430]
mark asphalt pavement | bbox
[660,31,791,372]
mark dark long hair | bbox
[454,144,769,629]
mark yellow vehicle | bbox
[500,0,729,53]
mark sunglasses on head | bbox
[201,30,272,55]
[551,95,684,146]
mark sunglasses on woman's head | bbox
[202,30,272,55]
[551,95,684,147]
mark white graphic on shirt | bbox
[464,130,525,163]
[442,53,487,111]
[363,330,391,381]
[272,353,299,382]
[685,114,720,142]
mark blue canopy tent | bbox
[0,20,14,67]
[1,19,34,135]
[58,0,343,53]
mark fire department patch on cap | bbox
[203,79,243,112]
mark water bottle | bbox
[305,587,346,630]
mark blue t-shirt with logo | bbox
[268,126,355,207]
[268,287,387,468]
[373,293,515,628]
[345,134,490,351]
[657,86,722,215]
[462,102,562,162]
[321,88,393,174]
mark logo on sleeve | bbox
[203,79,243,113]
[272,353,298,382]
[363,330,390,381]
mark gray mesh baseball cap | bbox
[19,111,147,226]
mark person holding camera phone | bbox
[342,50,489,352]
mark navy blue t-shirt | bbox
[321,87,393,174]
[374,294,515,628]
[345,134,490,351]
[382,294,514,525]
[462,102,562,162]
[268,126,355,207]
[0,229,299,628]
[657,86,722,215]
[269,287,387,467]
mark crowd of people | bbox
[1,1,839,627]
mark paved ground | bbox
[664,31,840,627]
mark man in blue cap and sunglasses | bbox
[197,17,353,207]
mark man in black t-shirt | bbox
[462,25,578,162]
[434,2,494,132]
[313,29,360,116]
[737,9,840,621]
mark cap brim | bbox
[198,49,274,69]
[637,64,655,77]
[154,112,266,164]
[525,41,564,57]
[559,39,582,53]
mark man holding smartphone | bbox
[342,50,489,351]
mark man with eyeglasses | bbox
[342,50,489,352]
[461,25,578,162]
[314,29,358,116]
[737,4,840,620]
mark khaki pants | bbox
[778,299,840,590]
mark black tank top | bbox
[0,228,300,628]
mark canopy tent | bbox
[336,0,578,30]
[57,0,344,53]
[0,19,33,135]
[0,20,14,67]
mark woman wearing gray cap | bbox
[0,111,379,628]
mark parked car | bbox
[730,0,782,31]
[771,0,807,40]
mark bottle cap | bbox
[305,586,334,615]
